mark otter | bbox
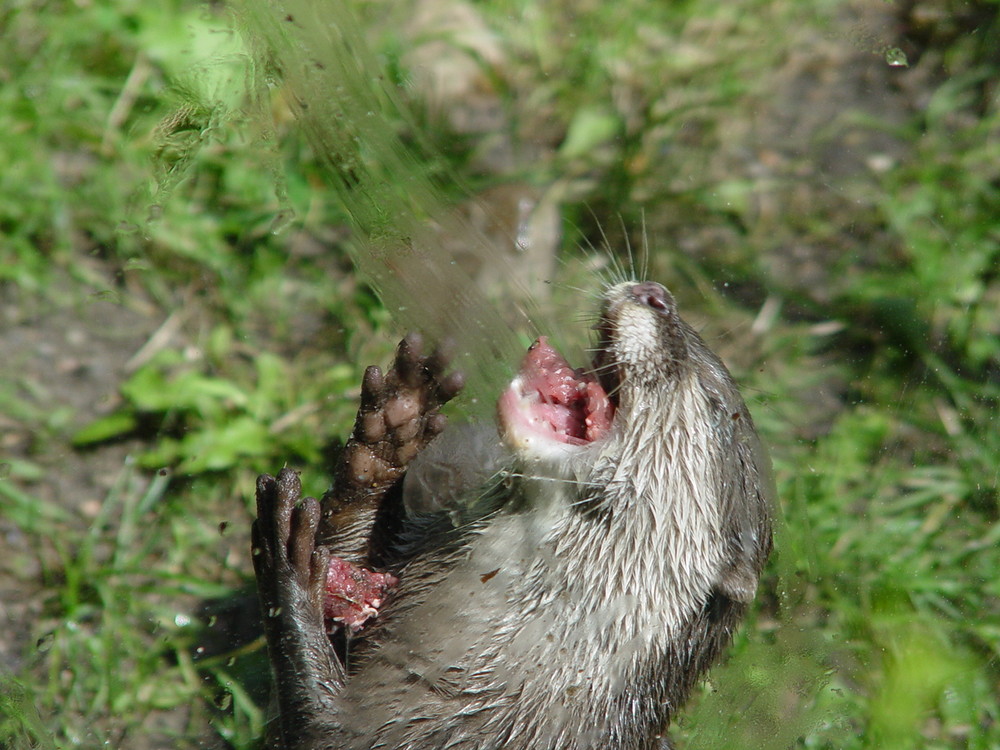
[252,280,773,749]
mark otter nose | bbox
[630,282,671,312]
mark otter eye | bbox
[630,282,671,312]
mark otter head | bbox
[497,280,702,463]
[592,281,695,396]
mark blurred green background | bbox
[1,0,998,747]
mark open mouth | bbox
[498,336,615,456]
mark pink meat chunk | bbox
[323,557,398,632]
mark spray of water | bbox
[232,0,555,414]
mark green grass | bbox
[1,0,998,748]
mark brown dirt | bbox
[0,262,165,672]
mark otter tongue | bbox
[520,337,613,444]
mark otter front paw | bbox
[339,333,464,497]
[252,469,345,745]
[252,469,329,635]
[319,334,464,551]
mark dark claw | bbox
[394,333,425,386]
[425,413,449,438]
[425,338,455,378]
[360,366,385,410]
[438,371,466,403]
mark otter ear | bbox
[716,531,767,604]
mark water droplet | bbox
[174,613,192,627]
[268,606,283,618]
[884,48,908,67]
[269,209,295,235]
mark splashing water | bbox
[884,47,908,68]
[232,0,549,414]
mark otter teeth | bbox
[497,337,613,459]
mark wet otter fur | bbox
[252,280,773,749]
